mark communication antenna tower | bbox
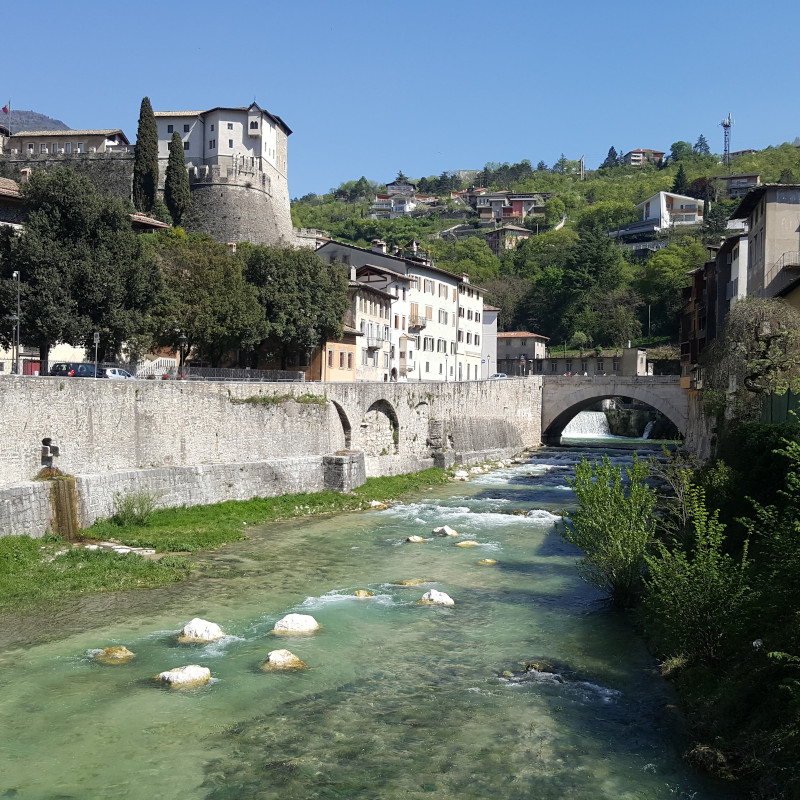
[720,113,733,170]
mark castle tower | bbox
[154,103,295,245]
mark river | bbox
[0,436,736,799]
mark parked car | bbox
[103,367,135,380]
[487,373,508,380]
[49,362,108,378]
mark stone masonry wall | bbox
[0,376,542,537]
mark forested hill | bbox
[3,110,70,132]
[292,141,800,350]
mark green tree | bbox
[642,486,751,663]
[669,141,693,163]
[536,160,548,172]
[693,134,710,155]
[132,97,159,214]
[245,245,349,369]
[600,146,619,169]
[0,168,162,371]
[544,196,565,226]
[672,163,689,194]
[558,454,656,608]
[152,233,266,367]
[163,131,192,226]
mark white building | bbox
[635,191,704,231]
[153,102,288,181]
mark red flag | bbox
[1,102,9,115]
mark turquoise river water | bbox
[0,443,738,800]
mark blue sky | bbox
[6,0,799,198]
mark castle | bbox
[0,102,297,246]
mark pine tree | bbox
[672,164,689,195]
[132,97,159,213]
[600,146,618,169]
[536,160,548,172]
[693,134,710,155]
[164,131,192,226]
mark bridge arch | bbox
[330,400,352,449]
[362,398,400,455]
[541,377,687,446]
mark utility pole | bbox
[720,113,733,171]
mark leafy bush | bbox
[112,490,159,527]
[558,454,656,607]
[642,486,752,663]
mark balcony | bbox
[408,313,427,330]
[366,336,383,350]
[765,251,800,298]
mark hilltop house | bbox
[4,129,130,155]
[622,148,665,166]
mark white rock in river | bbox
[419,589,455,606]
[155,664,211,688]
[406,535,426,543]
[432,525,458,537]
[272,613,321,635]
[469,466,484,474]
[178,618,225,643]
[454,470,469,478]
[260,649,307,671]
[455,540,481,548]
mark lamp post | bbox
[179,332,188,377]
[8,314,18,373]
[11,271,20,374]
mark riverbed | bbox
[0,443,735,799]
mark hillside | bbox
[292,142,800,351]
[4,110,70,132]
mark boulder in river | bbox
[394,578,435,586]
[260,649,307,671]
[154,664,211,688]
[272,613,321,635]
[178,618,225,643]
[432,525,458,536]
[406,535,426,543]
[455,540,480,548]
[477,558,497,566]
[419,589,455,606]
[354,590,374,597]
[92,646,135,665]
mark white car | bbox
[103,367,136,380]
[487,373,508,380]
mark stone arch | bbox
[541,380,687,446]
[361,398,400,456]
[330,400,352,449]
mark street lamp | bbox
[7,314,18,373]
[11,271,19,374]
[179,332,188,377]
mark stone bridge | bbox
[540,375,689,445]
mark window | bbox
[581,361,588,373]
[402,317,406,330]
[458,330,464,343]
[505,339,511,346]
[613,360,620,371]
[250,121,258,129]
[467,332,472,344]
[425,305,433,320]
[362,349,368,365]
[467,310,473,320]
[425,361,430,373]
[52,142,58,153]
[210,124,214,131]
[328,350,334,368]
[40,144,47,153]
[64,143,71,154]
[384,325,389,340]
[438,309,448,324]
[467,364,471,379]
[519,339,526,345]
[475,312,481,323]
[183,141,190,151]
[347,352,353,370]
[384,353,389,368]
[77,143,84,153]
[229,139,234,148]
[394,315,399,329]
[597,360,604,372]
[27,143,33,153]
[167,125,174,134]
[339,352,345,369]
[209,139,216,149]
[459,308,465,318]
[439,363,443,374]
[227,123,233,130]
[402,288,407,301]
[475,334,480,346]
[184,124,190,133]
[551,361,558,373]
[566,361,572,373]
[450,341,456,355]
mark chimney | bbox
[350,265,356,281]
[372,239,387,254]
[461,273,470,284]
[19,168,32,183]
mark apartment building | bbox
[316,239,485,381]
[622,148,665,166]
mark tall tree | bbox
[133,97,159,213]
[163,131,192,226]
[536,160,548,172]
[245,246,349,369]
[672,163,689,194]
[600,146,619,169]
[693,134,710,155]
[2,168,162,371]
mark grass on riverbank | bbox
[0,468,450,611]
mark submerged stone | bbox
[178,618,225,643]
[418,590,455,606]
[455,540,480,548]
[260,649,307,671]
[92,646,135,665]
[394,578,435,586]
[272,613,321,635]
[354,590,374,597]
[155,664,211,688]
[477,559,497,566]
